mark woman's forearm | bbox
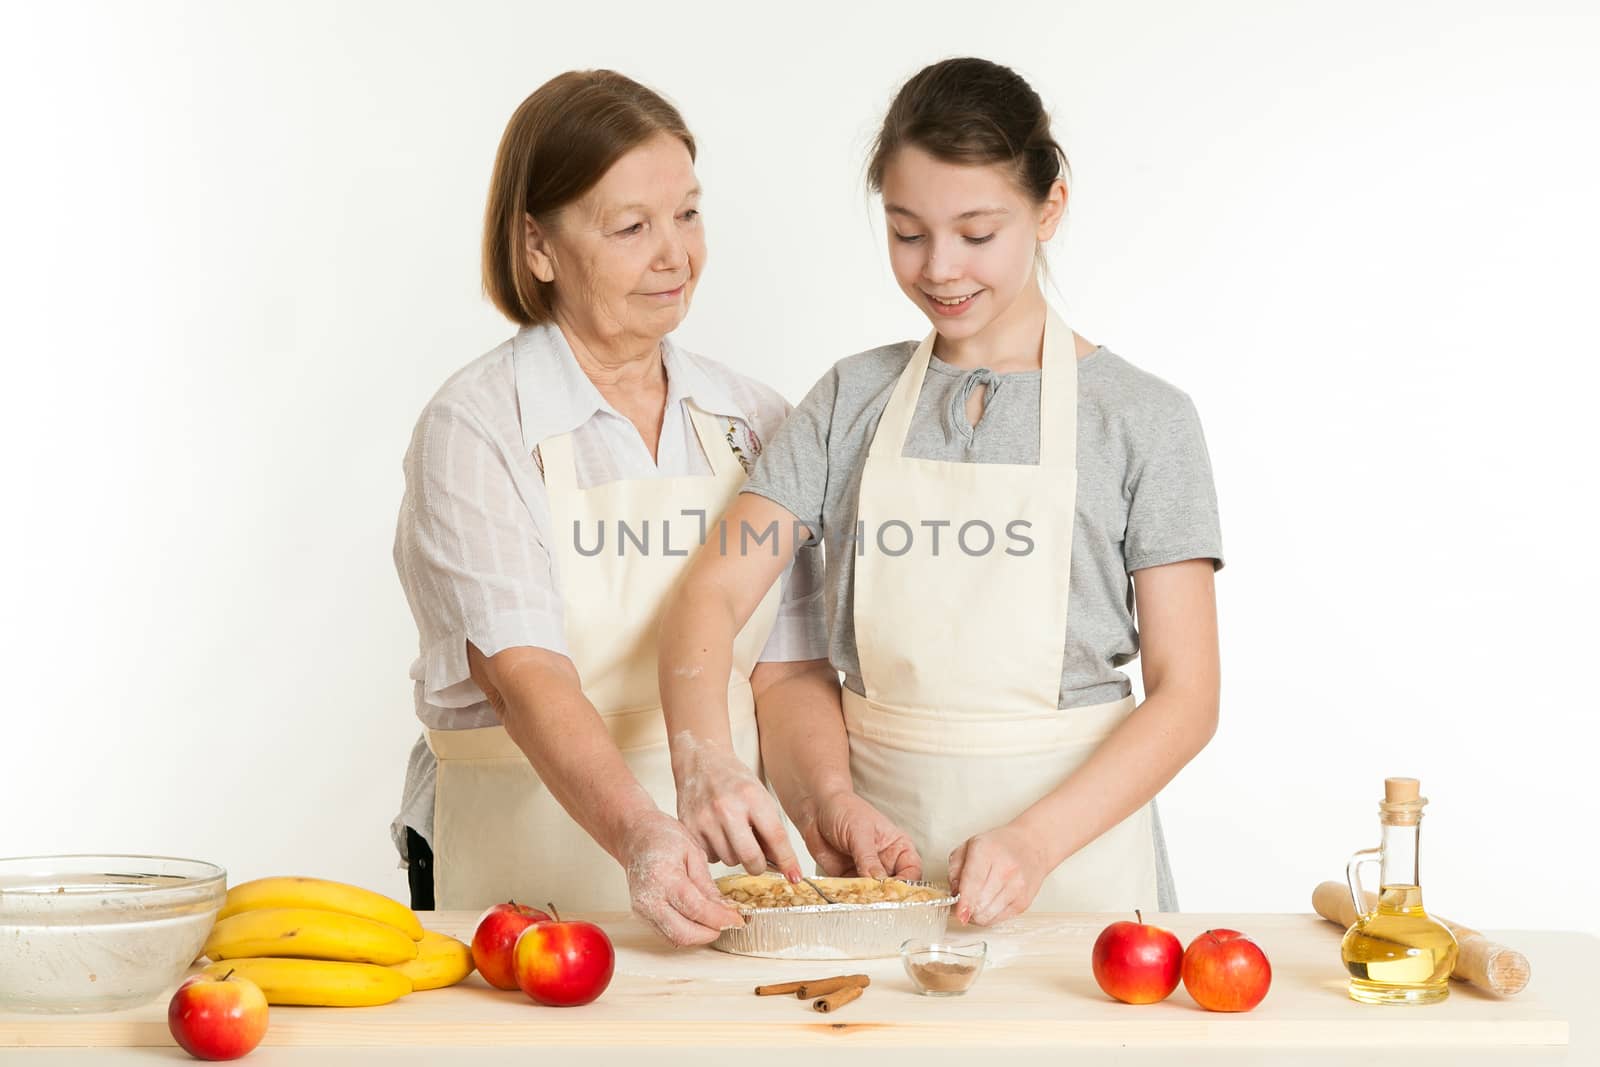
[495,657,659,863]
[1011,686,1219,870]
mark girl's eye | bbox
[893,232,925,244]
[964,234,995,245]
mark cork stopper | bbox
[1379,777,1427,825]
[1385,777,1420,803]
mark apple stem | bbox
[222,968,235,981]
[547,903,561,923]
[1135,909,1143,925]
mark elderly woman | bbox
[388,71,865,945]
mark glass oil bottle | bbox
[1340,777,1459,1004]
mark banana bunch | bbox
[201,877,472,1006]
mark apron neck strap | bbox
[685,401,743,479]
[538,432,578,495]
[1036,308,1077,467]
[870,306,1078,467]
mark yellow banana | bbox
[202,958,412,1007]
[389,929,474,990]
[205,907,419,965]
[218,876,423,940]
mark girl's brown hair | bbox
[482,71,696,326]
[867,57,1069,203]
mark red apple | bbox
[167,970,268,1061]
[512,905,615,1007]
[1181,928,1272,1012]
[1091,910,1183,1004]
[471,901,551,990]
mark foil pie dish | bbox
[710,877,958,960]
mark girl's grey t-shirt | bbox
[742,341,1224,709]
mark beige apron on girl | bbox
[844,308,1160,913]
[426,403,785,911]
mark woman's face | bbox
[531,132,705,354]
[879,145,1065,344]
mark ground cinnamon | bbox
[908,959,978,993]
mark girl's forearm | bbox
[658,580,742,782]
[750,661,855,824]
[1010,686,1219,869]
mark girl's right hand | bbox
[799,790,923,879]
[673,737,802,882]
[619,810,746,946]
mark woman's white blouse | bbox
[390,322,827,858]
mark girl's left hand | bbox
[948,823,1052,926]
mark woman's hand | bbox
[797,790,923,879]
[619,810,746,947]
[948,822,1052,926]
[673,736,802,880]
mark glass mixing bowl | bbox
[0,854,226,1013]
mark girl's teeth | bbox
[933,294,973,306]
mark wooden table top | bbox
[2,910,1590,1065]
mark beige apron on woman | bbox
[426,403,784,911]
[844,308,1160,913]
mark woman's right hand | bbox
[673,737,802,881]
[619,810,746,947]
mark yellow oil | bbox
[1341,885,1459,1004]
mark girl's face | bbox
[879,145,1065,343]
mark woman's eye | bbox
[679,208,701,222]
[964,233,995,245]
[893,232,925,244]
[615,222,644,237]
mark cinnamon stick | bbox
[812,984,865,1013]
[794,974,870,999]
[753,980,807,996]
[753,973,869,997]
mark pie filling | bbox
[716,873,953,909]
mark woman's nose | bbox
[654,225,689,271]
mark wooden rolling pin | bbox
[1311,881,1530,996]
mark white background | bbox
[3,1,1596,935]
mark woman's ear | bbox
[524,212,556,283]
[1036,178,1068,242]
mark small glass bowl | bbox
[0,854,227,1013]
[900,937,987,996]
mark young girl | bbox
[659,57,1222,925]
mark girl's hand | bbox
[948,822,1052,926]
[798,790,923,879]
[673,735,802,881]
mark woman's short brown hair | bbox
[482,71,696,326]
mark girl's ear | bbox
[1036,178,1069,242]
[525,213,556,283]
